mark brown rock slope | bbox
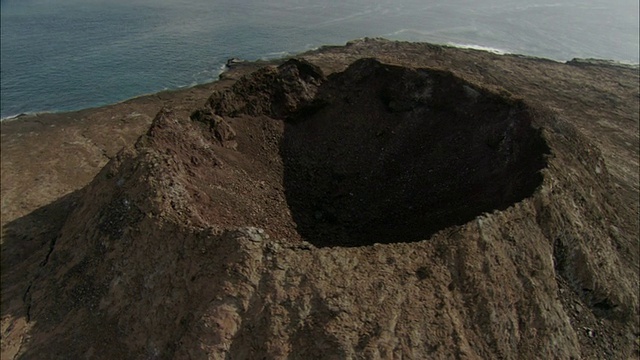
[2,40,639,359]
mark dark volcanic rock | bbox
[281,59,550,247]
[1,39,638,360]
[206,58,326,119]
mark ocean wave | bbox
[1,111,51,122]
[446,42,510,55]
[260,51,292,61]
[382,29,511,55]
[384,28,433,37]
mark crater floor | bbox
[280,59,549,247]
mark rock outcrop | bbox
[2,40,638,359]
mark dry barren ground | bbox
[1,39,638,359]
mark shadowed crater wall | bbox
[281,59,550,247]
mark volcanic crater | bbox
[3,41,638,360]
[204,58,550,247]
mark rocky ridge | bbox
[1,39,638,359]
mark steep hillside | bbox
[2,39,638,359]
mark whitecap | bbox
[1,111,50,122]
[260,51,291,61]
[446,42,509,55]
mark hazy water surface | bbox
[1,0,638,118]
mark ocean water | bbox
[1,0,638,119]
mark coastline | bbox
[2,38,638,122]
[1,38,638,359]
[3,37,638,234]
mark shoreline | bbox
[2,38,638,122]
[2,37,638,225]
[0,37,638,359]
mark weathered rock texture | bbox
[2,39,638,359]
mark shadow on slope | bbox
[1,191,82,359]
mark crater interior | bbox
[281,59,549,247]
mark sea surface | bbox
[1,0,638,119]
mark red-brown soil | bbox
[1,39,638,359]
